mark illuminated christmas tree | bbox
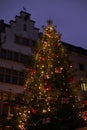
[16,20,85,130]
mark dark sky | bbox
[0,0,87,49]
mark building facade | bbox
[63,42,87,92]
[0,11,39,130]
[0,11,87,129]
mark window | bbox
[3,93,8,101]
[81,82,86,91]
[0,102,2,115]
[14,35,34,47]
[0,67,5,82]
[14,35,20,43]
[0,93,2,100]
[7,50,12,60]
[0,67,25,85]
[79,64,84,71]
[19,72,25,85]
[2,103,8,116]
[10,105,15,115]
[23,37,29,46]
[5,69,11,83]
[80,79,87,91]
[32,40,36,47]
[11,70,18,84]
[13,52,19,61]
[1,49,7,59]
[24,24,27,31]
[20,54,29,64]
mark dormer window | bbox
[24,24,27,31]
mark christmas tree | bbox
[16,20,85,130]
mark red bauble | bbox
[44,83,51,91]
[31,69,36,75]
[84,100,87,105]
[41,56,45,61]
[54,43,58,47]
[31,108,37,114]
[70,76,76,82]
[55,67,63,73]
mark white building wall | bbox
[0,11,39,94]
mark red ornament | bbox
[54,43,58,47]
[31,69,36,75]
[84,100,87,105]
[44,83,51,91]
[55,67,63,73]
[31,108,37,114]
[70,77,76,82]
[41,56,45,61]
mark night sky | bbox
[0,0,87,49]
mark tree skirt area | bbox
[76,127,87,130]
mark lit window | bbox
[80,80,87,91]
[3,93,8,101]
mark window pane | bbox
[0,93,1,100]
[24,24,27,31]
[5,69,11,83]
[0,68,5,82]
[2,103,8,116]
[0,103,2,115]
[11,70,18,84]
[7,51,12,60]
[3,93,8,101]
[1,49,7,59]
[79,64,84,71]
[14,35,20,43]
[19,72,25,85]
[13,52,19,61]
